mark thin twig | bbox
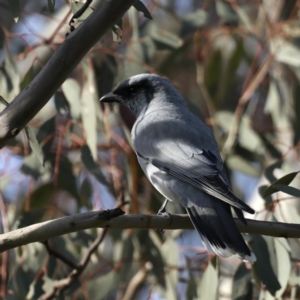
[41,240,78,269]
[39,229,108,300]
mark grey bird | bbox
[100,74,256,263]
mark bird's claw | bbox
[156,211,172,234]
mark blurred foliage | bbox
[0,0,300,299]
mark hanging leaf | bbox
[264,160,282,183]
[79,177,93,209]
[24,125,44,166]
[251,235,281,295]
[197,262,218,300]
[186,258,198,300]
[262,171,300,198]
[232,263,252,300]
[81,145,108,185]
[62,78,81,121]
[274,238,291,298]
[47,0,55,13]
[7,0,21,21]
[181,10,208,36]
[133,1,152,19]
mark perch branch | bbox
[0,0,137,148]
[1,208,300,253]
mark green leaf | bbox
[181,10,207,36]
[17,208,48,229]
[26,273,45,299]
[70,2,94,22]
[274,238,291,298]
[112,19,123,43]
[151,30,183,51]
[133,1,152,19]
[47,0,55,13]
[30,184,53,209]
[271,39,300,67]
[7,0,20,20]
[186,258,198,300]
[79,178,93,209]
[235,6,253,32]
[139,230,165,288]
[272,184,300,197]
[262,171,299,197]
[162,237,179,299]
[293,84,300,146]
[264,160,282,183]
[24,125,44,166]
[81,145,108,185]
[21,153,46,180]
[232,263,252,300]
[54,92,69,115]
[197,262,218,300]
[56,156,81,201]
[251,235,281,295]
[216,0,238,24]
[226,154,260,177]
[81,57,98,160]
[62,78,81,121]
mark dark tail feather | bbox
[186,202,256,263]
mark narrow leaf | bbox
[198,262,218,300]
[133,1,152,19]
[47,0,55,13]
[7,0,20,20]
[251,235,281,295]
[262,171,300,197]
[24,125,44,166]
[232,263,252,300]
[81,145,108,185]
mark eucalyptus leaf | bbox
[197,262,218,300]
[81,57,98,160]
[262,171,299,197]
[24,125,44,166]
[181,10,207,36]
[133,0,152,19]
[232,263,252,300]
[81,145,108,185]
[251,235,281,295]
[274,238,291,298]
[62,78,82,121]
[7,0,21,20]
[272,184,300,197]
[47,0,55,13]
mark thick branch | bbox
[1,209,299,253]
[0,0,136,147]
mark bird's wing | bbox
[136,142,254,214]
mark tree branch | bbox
[1,208,299,253]
[39,229,108,300]
[0,0,137,148]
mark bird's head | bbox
[100,73,180,116]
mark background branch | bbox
[1,209,299,253]
[0,0,136,148]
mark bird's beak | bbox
[99,92,121,103]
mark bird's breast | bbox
[137,156,178,202]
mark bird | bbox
[100,73,256,263]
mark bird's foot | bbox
[156,199,172,234]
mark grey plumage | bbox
[100,74,256,263]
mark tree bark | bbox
[0,0,136,148]
[0,209,299,253]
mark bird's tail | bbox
[186,201,256,263]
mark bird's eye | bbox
[129,86,138,94]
